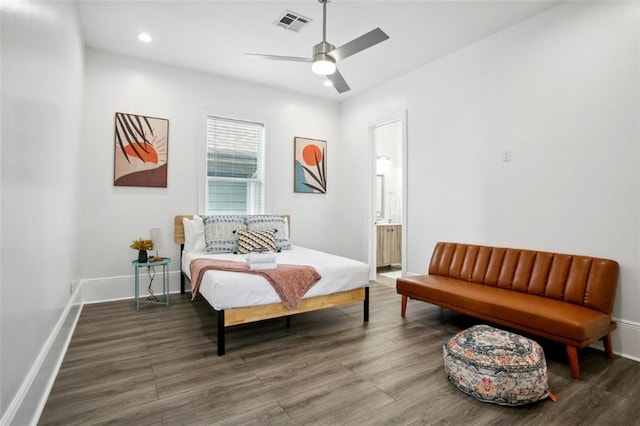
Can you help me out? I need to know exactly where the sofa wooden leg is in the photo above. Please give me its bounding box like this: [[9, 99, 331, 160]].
[[566, 345, 580, 379], [401, 295, 408, 317], [602, 333, 614, 358]]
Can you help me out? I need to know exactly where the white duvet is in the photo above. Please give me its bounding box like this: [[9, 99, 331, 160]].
[[182, 245, 370, 310]]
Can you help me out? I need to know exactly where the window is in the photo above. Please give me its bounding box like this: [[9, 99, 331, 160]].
[[205, 115, 265, 214]]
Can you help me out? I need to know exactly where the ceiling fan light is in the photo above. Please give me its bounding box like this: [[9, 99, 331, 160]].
[[312, 55, 336, 75]]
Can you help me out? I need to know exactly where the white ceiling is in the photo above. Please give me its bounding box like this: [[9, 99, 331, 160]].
[[76, 0, 560, 102]]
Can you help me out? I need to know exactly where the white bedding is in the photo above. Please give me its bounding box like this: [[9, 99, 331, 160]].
[[182, 245, 370, 310]]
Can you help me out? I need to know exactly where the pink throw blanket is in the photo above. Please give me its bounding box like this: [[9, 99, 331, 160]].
[[189, 259, 321, 310]]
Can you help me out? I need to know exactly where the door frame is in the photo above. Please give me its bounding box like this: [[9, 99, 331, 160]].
[[368, 110, 408, 281]]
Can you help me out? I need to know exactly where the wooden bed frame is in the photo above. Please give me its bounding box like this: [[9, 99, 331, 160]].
[[174, 215, 369, 355]]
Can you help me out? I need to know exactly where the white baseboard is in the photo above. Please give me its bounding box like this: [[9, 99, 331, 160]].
[[1, 283, 83, 426], [2, 270, 184, 425], [80, 270, 182, 304], [610, 318, 640, 362]]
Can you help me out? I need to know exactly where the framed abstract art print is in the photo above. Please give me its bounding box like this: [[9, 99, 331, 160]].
[[114, 112, 169, 187], [294, 136, 326, 194]]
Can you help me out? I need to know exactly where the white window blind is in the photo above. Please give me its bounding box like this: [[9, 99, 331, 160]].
[[206, 116, 265, 214]]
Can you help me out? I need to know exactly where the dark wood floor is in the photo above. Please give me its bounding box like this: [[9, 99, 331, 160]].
[[40, 279, 640, 425]]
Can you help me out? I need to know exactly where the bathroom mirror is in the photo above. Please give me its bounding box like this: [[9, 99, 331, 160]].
[[376, 174, 385, 221]]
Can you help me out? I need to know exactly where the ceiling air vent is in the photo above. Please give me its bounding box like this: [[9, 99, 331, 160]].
[[274, 10, 312, 32]]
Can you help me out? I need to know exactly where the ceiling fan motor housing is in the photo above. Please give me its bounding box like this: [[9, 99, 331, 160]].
[[313, 41, 336, 58], [311, 41, 337, 75]]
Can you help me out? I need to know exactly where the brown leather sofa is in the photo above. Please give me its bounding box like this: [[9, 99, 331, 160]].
[[396, 242, 619, 379]]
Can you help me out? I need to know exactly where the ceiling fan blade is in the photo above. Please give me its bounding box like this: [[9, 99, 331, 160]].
[[245, 53, 312, 63], [327, 68, 350, 94], [328, 28, 389, 62]]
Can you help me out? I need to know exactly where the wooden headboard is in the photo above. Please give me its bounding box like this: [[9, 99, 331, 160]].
[[174, 215, 192, 244], [174, 215, 291, 245]]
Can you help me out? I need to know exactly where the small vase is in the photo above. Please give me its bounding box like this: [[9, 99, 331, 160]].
[[138, 250, 148, 263]]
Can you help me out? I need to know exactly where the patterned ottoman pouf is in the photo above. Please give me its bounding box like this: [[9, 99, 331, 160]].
[[443, 324, 550, 406]]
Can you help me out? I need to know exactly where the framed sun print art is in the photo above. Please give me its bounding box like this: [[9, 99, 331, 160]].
[[294, 136, 327, 194], [113, 112, 169, 187]]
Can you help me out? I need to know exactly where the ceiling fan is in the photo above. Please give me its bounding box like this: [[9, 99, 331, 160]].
[[245, 0, 389, 94]]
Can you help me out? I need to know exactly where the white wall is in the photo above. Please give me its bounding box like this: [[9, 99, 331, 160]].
[[1, 0, 84, 419], [78, 50, 349, 296], [341, 2, 640, 354]]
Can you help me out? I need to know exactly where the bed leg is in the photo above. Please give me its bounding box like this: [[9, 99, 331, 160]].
[[364, 286, 369, 322], [217, 310, 225, 356], [180, 244, 186, 294], [286, 315, 291, 329]]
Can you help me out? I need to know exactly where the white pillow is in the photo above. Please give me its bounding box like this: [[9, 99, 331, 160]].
[[192, 215, 205, 252], [182, 215, 206, 252], [183, 217, 196, 251]]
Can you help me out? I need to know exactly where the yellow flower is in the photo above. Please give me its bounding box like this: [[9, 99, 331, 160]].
[[130, 238, 153, 250]]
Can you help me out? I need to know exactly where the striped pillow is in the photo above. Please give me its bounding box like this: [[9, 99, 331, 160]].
[[202, 215, 247, 253], [245, 215, 291, 251], [236, 229, 276, 254]]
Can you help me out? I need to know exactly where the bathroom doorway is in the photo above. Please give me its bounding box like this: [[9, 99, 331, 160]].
[[369, 111, 407, 284]]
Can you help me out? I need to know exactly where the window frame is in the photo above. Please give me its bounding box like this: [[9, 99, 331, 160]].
[[201, 112, 267, 215]]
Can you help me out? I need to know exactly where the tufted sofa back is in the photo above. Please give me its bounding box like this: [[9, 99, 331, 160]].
[[428, 242, 619, 314]]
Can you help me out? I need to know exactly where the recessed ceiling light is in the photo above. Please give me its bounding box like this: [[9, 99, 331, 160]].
[[137, 33, 152, 43], [323, 80, 333, 87]]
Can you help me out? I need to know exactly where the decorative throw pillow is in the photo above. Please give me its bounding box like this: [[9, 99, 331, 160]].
[[202, 215, 247, 253], [245, 215, 291, 251], [236, 229, 276, 254]]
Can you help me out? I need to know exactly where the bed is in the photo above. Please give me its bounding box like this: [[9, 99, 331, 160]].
[[174, 214, 370, 355]]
